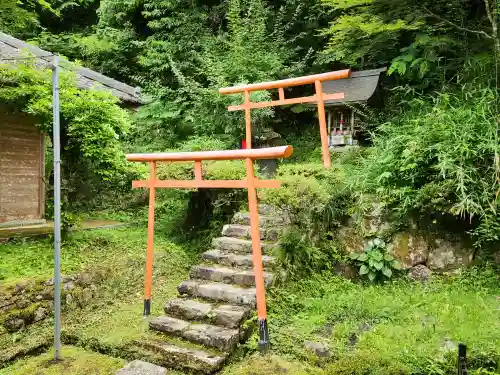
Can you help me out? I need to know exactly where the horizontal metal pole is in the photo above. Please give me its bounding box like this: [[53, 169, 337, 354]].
[[127, 146, 293, 162], [219, 70, 351, 94], [132, 179, 281, 189], [228, 92, 345, 111]]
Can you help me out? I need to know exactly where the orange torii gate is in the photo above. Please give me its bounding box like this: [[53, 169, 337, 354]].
[[219, 69, 351, 168], [126, 145, 293, 352]]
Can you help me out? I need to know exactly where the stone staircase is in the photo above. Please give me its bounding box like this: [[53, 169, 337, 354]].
[[136, 205, 284, 374]]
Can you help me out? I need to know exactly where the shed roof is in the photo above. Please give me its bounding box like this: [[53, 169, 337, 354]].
[[0, 32, 141, 104], [322, 67, 386, 106]]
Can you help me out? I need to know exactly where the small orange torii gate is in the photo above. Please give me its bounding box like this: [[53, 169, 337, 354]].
[[126, 145, 293, 352], [219, 69, 351, 168]]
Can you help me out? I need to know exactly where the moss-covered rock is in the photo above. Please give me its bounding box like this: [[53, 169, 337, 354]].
[[427, 237, 474, 272], [388, 231, 429, 269]]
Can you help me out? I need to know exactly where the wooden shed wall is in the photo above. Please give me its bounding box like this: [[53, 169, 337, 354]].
[[0, 114, 44, 224]]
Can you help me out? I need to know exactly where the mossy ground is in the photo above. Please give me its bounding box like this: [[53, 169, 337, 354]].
[[2, 215, 499, 375], [258, 268, 500, 375], [0, 346, 125, 375], [0, 224, 195, 371]]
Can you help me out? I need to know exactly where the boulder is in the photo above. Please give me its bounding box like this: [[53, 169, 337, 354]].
[[5, 318, 25, 332], [408, 265, 432, 283], [333, 262, 358, 280], [34, 307, 47, 322], [427, 238, 473, 272], [389, 231, 429, 269], [363, 200, 391, 236], [336, 226, 365, 254], [77, 272, 94, 286], [304, 340, 332, 358]]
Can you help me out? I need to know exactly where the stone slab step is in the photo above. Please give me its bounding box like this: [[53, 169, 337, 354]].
[[115, 360, 167, 375], [221, 224, 279, 242], [201, 249, 276, 270], [134, 340, 227, 374], [178, 280, 256, 306], [232, 212, 287, 227], [165, 298, 250, 329], [212, 237, 277, 255], [190, 265, 273, 287], [149, 316, 239, 352]]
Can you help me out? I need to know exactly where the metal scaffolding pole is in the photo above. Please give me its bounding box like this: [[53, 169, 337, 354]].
[[51, 55, 62, 361]]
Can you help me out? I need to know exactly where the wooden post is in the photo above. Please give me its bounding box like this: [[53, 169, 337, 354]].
[[327, 110, 332, 147], [243, 88, 268, 351], [314, 80, 331, 168], [144, 161, 156, 316], [244, 90, 252, 149], [245, 157, 269, 353], [194, 161, 203, 181], [351, 108, 355, 145]]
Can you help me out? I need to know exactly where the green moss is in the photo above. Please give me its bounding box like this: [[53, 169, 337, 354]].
[[0, 346, 125, 375], [0, 226, 194, 366], [2, 302, 43, 325], [222, 354, 324, 375]]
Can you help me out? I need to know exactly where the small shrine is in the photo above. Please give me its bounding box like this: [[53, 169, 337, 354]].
[[322, 68, 386, 150]]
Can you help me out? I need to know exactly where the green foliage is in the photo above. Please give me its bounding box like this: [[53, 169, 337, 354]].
[[0, 61, 135, 215], [320, 0, 498, 87], [277, 227, 341, 276], [0, 0, 97, 37], [349, 238, 401, 281], [350, 83, 500, 249]]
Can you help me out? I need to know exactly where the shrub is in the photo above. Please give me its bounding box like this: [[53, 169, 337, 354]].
[[351, 84, 500, 250]]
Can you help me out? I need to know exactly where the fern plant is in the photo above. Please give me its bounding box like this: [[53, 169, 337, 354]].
[[350, 238, 401, 281]]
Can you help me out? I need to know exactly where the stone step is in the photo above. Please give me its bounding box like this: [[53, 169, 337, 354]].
[[164, 298, 251, 329], [221, 224, 279, 242], [201, 249, 276, 270], [149, 316, 240, 352], [115, 360, 167, 375], [232, 212, 286, 227], [211, 237, 277, 255], [190, 265, 273, 287], [178, 280, 256, 306], [134, 340, 227, 374]]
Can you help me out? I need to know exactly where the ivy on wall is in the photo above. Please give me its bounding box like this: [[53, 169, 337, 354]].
[[0, 61, 136, 214]]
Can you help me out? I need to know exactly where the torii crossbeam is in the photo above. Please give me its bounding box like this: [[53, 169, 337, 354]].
[[126, 145, 293, 352]]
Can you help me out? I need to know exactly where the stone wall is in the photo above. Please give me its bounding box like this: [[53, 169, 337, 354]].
[[336, 202, 478, 282], [0, 268, 108, 333]]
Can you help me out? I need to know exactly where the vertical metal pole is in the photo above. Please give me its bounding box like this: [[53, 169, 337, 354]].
[[144, 161, 156, 316], [315, 80, 331, 168], [52, 55, 62, 361], [245, 159, 269, 353]]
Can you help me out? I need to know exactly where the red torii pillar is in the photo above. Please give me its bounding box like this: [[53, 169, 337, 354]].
[[126, 145, 293, 352]]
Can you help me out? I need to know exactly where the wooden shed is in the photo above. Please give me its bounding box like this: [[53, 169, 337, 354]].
[[0, 32, 141, 227]]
